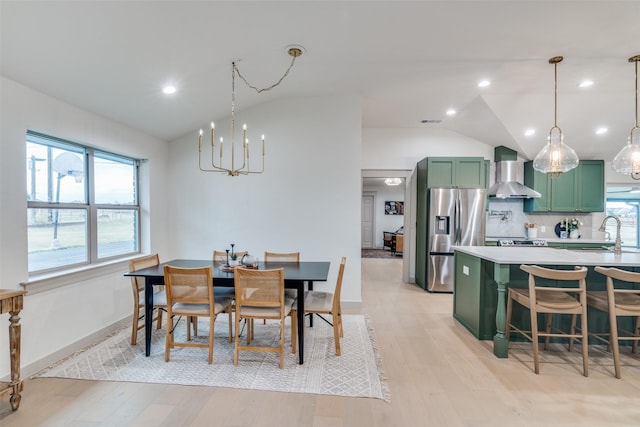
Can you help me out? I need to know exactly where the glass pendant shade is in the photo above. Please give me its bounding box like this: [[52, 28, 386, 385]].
[[532, 129, 579, 175], [612, 133, 640, 177], [532, 56, 579, 176], [612, 55, 640, 180]]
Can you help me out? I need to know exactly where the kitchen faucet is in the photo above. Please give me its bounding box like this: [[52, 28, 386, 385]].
[[599, 215, 622, 254]]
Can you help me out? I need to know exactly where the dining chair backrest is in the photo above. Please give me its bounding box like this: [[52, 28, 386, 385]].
[[129, 253, 160, 293], [213, 250, 247, 262], [332, 257, 346, 313], [264, 251, 300, 262], [234, 267, 285, 312], [163, 265, 213, 306]]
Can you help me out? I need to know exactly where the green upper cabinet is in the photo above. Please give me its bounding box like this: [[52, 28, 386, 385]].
[[524, 160, 604, 212], [576, 160, 605, 212], [426, 157, 486, 188]]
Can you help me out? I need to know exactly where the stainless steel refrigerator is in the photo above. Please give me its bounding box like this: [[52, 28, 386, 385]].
[[427, 188, 486, 292]]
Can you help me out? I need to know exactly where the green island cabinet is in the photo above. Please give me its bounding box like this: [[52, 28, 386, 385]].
[[415, 156, 486, 289], [523, 160, 604, 213]]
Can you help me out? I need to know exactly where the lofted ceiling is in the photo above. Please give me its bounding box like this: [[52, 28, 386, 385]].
[[2, 1, 639, 164]]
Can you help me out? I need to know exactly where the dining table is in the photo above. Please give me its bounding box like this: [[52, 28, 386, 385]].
[[124, 259, 331, 365]]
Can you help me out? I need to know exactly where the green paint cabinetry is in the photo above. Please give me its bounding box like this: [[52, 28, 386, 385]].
[[524, 160, 604, 213], [415, 156, 487, 289], [426, 157, 486, 189]]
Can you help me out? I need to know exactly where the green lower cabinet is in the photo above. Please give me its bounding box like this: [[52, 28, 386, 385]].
[[453, 255, 636, 345], [453, 252, 497, 340]]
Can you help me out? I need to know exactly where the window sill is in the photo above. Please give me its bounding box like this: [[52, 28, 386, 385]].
[[21, 256, 140, 295]]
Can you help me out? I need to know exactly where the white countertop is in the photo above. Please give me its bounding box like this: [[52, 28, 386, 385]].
[[454, 246, 640, 267], [485, 236, 612, 245]]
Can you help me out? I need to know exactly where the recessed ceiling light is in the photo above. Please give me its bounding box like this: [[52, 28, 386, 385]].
[[446, 109, 457, 116], [162, 85, 177, 95], [524, 129, 535, 136], [578, 80, 594, 88], [596, 127, 608, 135], [477, 80, 491, 88]]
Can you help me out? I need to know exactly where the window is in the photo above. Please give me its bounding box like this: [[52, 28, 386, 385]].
[[26, 131, 140, 273], [605, 186, 640, 248]]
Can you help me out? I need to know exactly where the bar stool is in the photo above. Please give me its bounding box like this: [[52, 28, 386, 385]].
[[588, 267, 640, 379], [506, 265, 589, 376]]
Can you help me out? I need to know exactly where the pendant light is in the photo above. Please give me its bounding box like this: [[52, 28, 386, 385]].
[[612, 55, 640, 180], [532, 56, 579, 177]]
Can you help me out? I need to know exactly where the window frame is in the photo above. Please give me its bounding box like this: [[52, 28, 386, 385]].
[[26, 131, 141, 275]]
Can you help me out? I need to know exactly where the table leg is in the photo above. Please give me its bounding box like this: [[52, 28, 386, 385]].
[[296, 281, 304, 364], [493, 263, 510, 358], [308, 281, 314, 327], [144, 277, 154, 357], [8, 308, 23, 411]]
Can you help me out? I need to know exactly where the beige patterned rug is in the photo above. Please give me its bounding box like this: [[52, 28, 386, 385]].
[[34, 314, 390, 402]]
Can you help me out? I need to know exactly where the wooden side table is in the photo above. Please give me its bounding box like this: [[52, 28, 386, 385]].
[[0, 289, 26, 411]]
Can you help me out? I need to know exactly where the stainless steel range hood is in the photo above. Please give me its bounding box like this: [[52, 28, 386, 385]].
[[488, 160, 541, 199]]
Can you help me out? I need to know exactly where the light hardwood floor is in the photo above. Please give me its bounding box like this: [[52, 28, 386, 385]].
[[2, 258, 640, 426]]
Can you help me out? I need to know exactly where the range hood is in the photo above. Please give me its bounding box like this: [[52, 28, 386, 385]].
[[488, 160, 541, 199]]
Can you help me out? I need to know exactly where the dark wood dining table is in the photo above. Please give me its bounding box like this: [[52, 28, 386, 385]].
[[124, 259, 331, 365]]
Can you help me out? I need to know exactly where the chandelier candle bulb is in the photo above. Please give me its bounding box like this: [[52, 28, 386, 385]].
[[198, 129, 203, 151], [210, 122, 215, 145]]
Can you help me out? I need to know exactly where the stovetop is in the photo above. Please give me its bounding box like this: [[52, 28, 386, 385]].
[[497, 239, 548, 247]]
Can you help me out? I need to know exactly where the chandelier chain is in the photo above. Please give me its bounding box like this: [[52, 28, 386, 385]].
[[233, 54, 299, 94]]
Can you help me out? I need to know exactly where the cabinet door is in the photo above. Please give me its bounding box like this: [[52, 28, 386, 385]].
[[577, 160, 604, 212], [426, 158, 455, 187], [523, 162, 550, 212], [550, 168, 577, 212], [456, 158, 485, 188]]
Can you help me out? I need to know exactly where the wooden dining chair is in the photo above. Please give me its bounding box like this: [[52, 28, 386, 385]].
[[296, 256, 346, 355], [264, 251, 300, 301], [129, 254, 166, 345], [163, 265, 233, 364], [213, 250, 247, 264], [233, 267, 296, 368], [506, 264, 589, 376], [588, 267, 640, 378]]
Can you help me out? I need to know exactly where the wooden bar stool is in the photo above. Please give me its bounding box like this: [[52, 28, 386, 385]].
[[506, 265, 589, 376], [588, 267, 640, 379]]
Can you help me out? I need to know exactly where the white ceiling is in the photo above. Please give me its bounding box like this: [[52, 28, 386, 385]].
[[2, 1, 639, 163]]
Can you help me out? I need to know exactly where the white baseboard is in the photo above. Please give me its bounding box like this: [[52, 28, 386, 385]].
[[7, 317, 131, 381]]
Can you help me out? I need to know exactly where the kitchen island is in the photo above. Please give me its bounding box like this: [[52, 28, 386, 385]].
[[453, 246, 640, 358]]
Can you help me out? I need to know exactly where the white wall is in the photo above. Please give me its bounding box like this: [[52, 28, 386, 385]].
[[0, 77, 169, 377], [362, 127, 495, 170], [166, 95, 362, 302]]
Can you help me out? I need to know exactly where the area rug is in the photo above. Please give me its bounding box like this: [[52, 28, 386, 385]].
[[34, 314, 390, 402], [361, 249, 398, 259]]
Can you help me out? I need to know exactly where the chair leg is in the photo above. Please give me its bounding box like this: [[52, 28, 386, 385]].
[[609, 305, 621, 379], [568, 314, 576, 352], [186, 317, 191, 341], [227, 307, 233, 343], [165, 315, 172, 362], [156, 308, 163, 329], [580, 309, 589, 377], [505, 291, 513, 341], [332, 312, 341, 356], [544, 313, 553, 351], [279, 317, 285, 369], [530, 303, 540, 374], [131, 307, 140, 345], [633, 316, 639, 354], [234, 313, 241, 366], [208, 315, 214, 365]]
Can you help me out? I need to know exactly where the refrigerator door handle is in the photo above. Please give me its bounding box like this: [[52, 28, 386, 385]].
[[455, 198, 461, 244]]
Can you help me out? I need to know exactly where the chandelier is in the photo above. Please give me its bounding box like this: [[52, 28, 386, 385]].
[[198, 46, 303, 176], [612, 55, 640, 180], [532, 56, 579, 177]]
